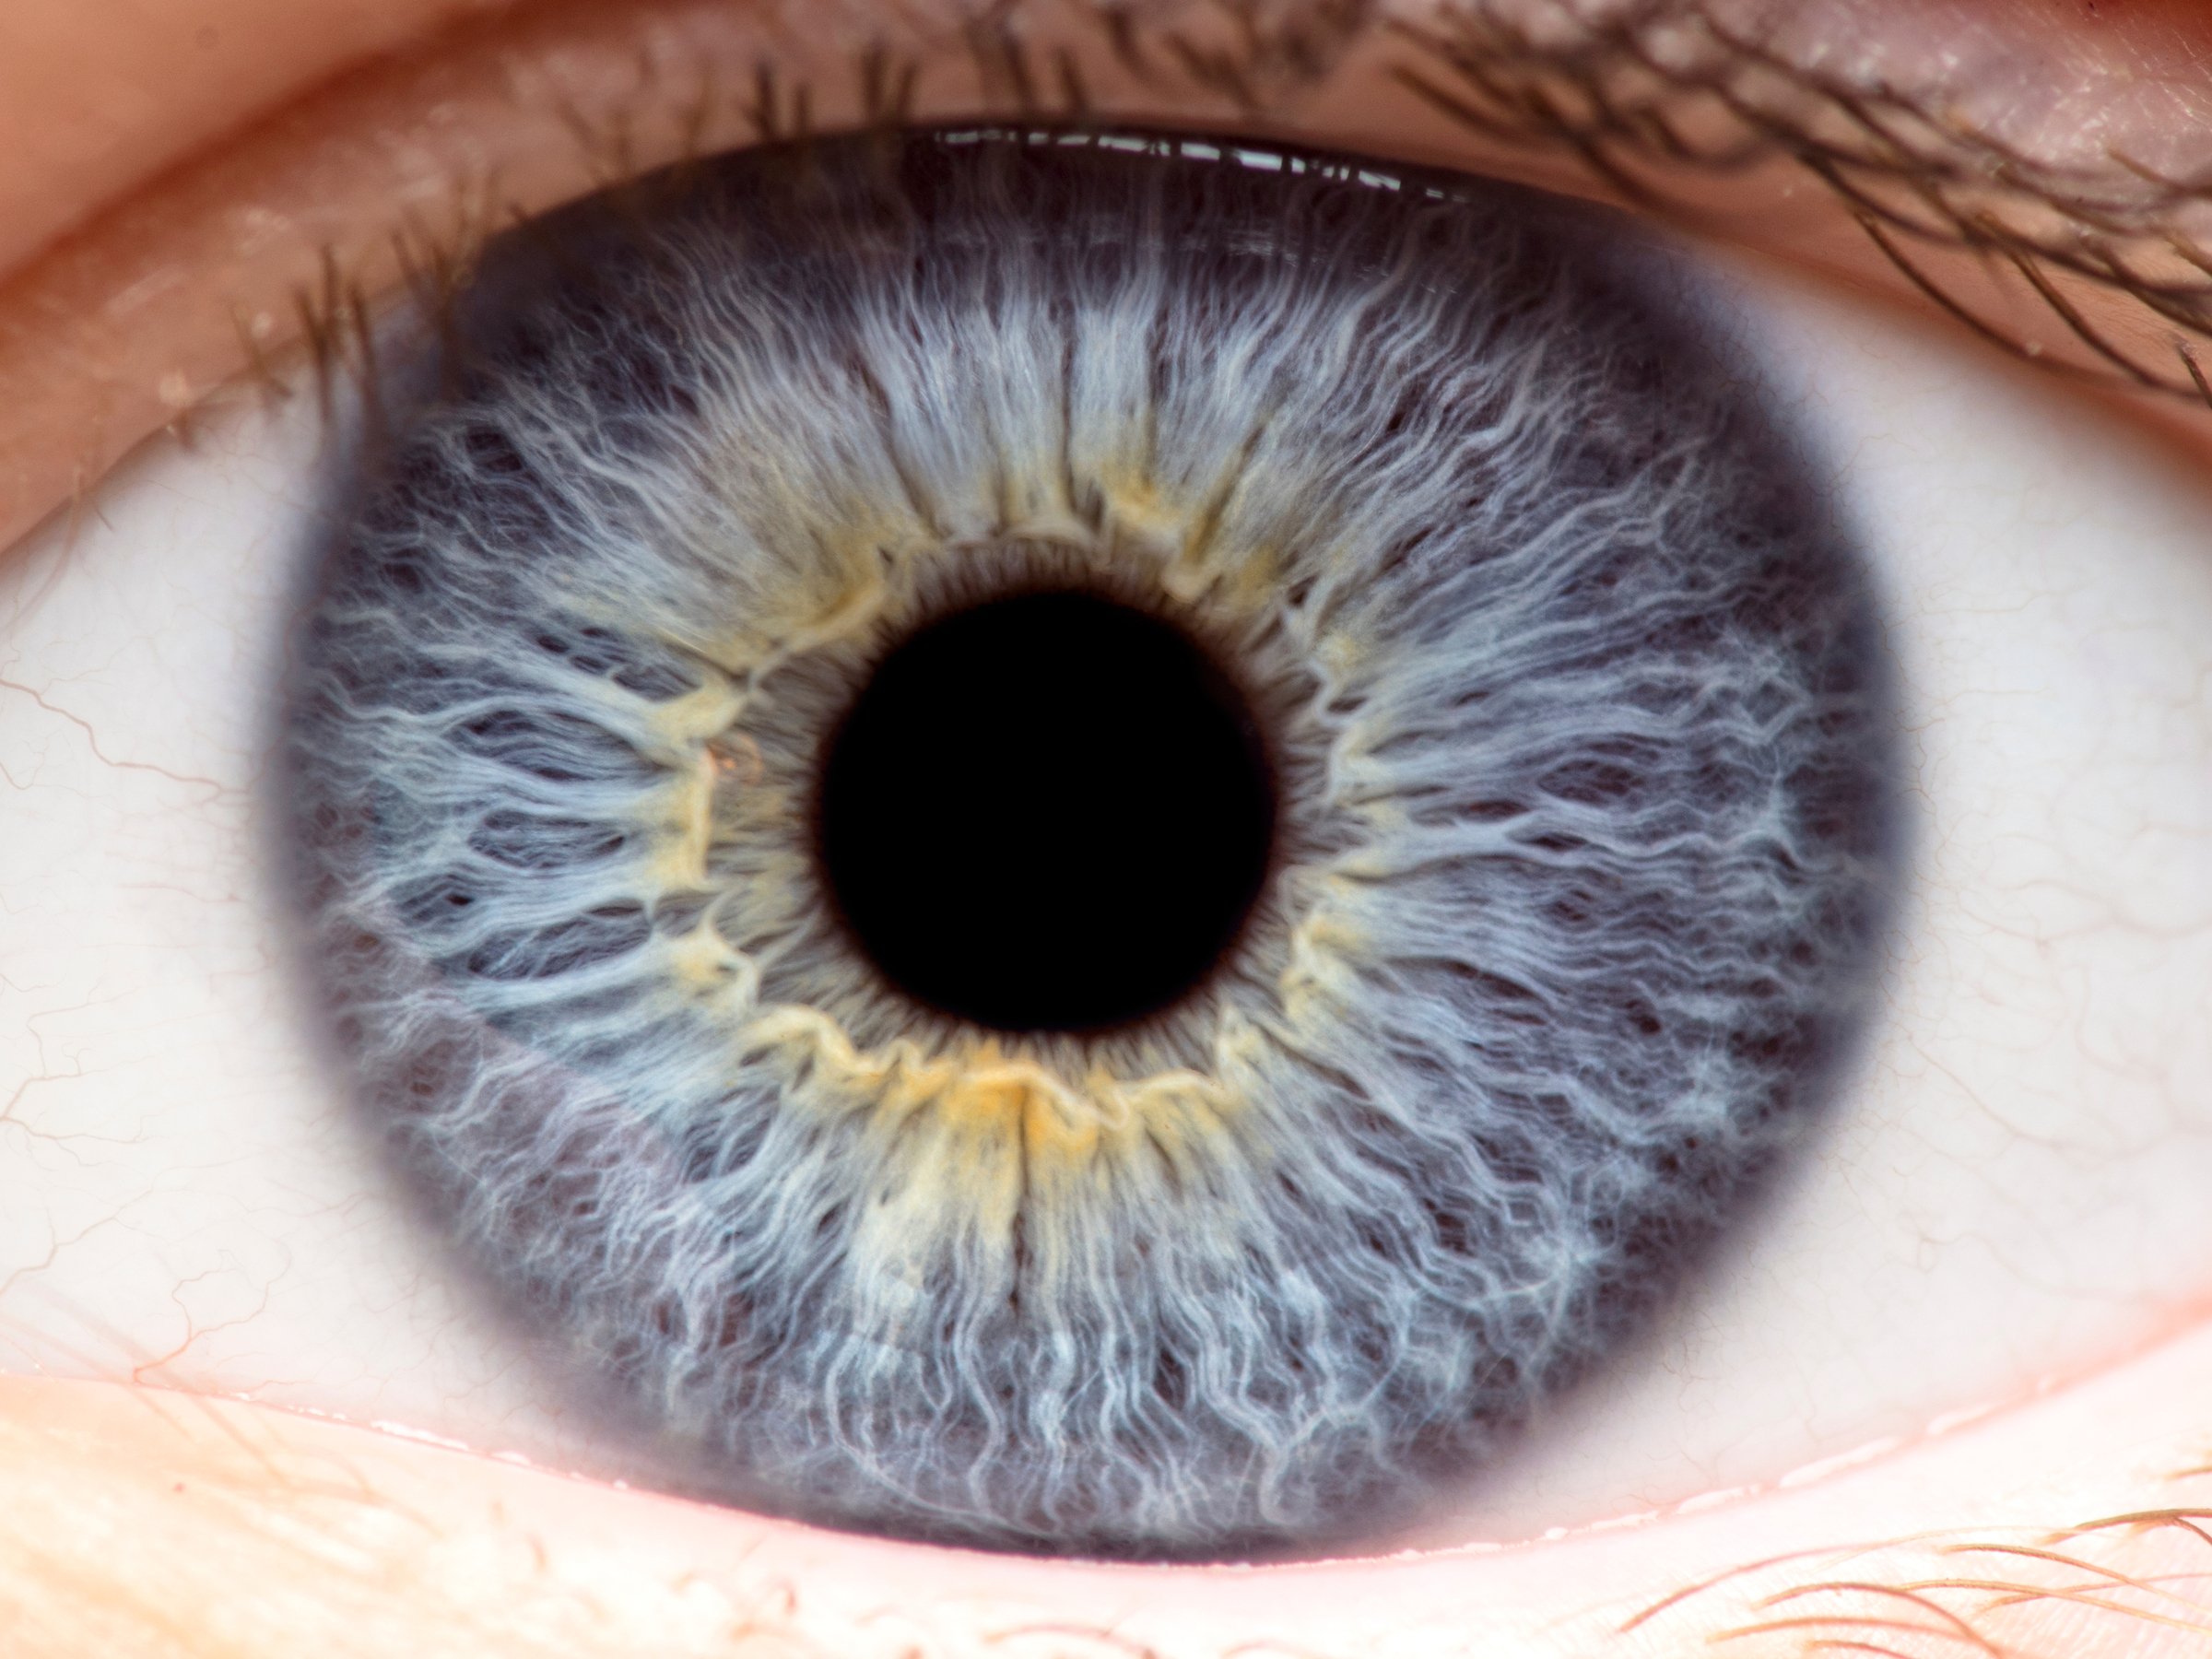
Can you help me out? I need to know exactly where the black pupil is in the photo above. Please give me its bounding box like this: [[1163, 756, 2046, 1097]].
[[818, 589, 1277, 1033]]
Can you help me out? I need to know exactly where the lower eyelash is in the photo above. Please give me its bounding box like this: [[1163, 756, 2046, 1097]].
[[283, 127, 1898, 1560]]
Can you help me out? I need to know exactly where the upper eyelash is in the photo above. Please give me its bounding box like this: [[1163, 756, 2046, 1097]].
[[930, 0, 2212, 415], [1385, 0, 2212, 411], [250, 0, 2212, 438]]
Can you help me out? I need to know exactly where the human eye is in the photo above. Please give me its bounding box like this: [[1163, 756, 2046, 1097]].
[[8, 2, 2212, 1655]]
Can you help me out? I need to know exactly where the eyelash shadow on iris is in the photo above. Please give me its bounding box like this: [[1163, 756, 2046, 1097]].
[[280, 124, 1900, 1561]]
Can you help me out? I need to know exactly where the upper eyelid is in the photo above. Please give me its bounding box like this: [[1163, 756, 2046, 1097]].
[[1394, 5, 2212, 409], [5, 0, 2211, 557]]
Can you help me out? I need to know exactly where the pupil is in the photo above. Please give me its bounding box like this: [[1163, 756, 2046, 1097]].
[[818, 588, 1277, 1033]]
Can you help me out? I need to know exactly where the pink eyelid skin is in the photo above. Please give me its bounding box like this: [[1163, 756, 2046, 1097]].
[[7, 1, 2212, 1654]]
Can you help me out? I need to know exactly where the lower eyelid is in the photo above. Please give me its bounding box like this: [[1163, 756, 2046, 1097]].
[[10, 1306, 2212, 1659]]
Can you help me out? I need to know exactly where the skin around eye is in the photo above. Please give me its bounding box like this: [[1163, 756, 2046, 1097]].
[[6, 0, 2212, 1655], [0, 0, 508, 276]]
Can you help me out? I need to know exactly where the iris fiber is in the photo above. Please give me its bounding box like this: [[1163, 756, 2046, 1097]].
[[288, 131, 1897, 1558]]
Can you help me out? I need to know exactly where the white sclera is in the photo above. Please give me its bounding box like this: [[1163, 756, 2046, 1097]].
[[3, 252, 2210, 1541], [0, 406, 594, 1462]]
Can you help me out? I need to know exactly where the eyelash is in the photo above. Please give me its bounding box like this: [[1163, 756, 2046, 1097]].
[[193, 0, 2212, 462], [1387, 5, 2212, 411]]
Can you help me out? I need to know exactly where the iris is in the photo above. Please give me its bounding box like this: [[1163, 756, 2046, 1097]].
[[287, 129, 1897, 1558]]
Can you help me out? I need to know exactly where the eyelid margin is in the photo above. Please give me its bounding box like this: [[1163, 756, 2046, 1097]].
[[0, 0, 1278, 559], [14, 0, 2212, 566]]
